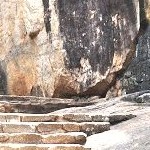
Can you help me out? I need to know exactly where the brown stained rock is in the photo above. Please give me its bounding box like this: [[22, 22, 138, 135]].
[[43, 134, 75, 144], [0, 96, 97, 113], [62, 123, 80, 132], [0, 124, 3, 133], [75, 134, 87, 145], [63, 114, 92, 122], [37, 123, 64, 134], [42, 132, 86, 145], [8, 133, 42, 144], [21, 115, 57, 122], [50, 146, 90, 150], [29, 29, 40, 39], [0, 144, 90, 150], [2, 123, 36, 133], [4, 103, 14, 113], [0, 134, 9, 142], [0, 104, 5, 113], [0, 132, 87, 145]]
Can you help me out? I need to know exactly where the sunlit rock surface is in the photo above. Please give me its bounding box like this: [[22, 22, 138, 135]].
[[0, 0, 139, 97]]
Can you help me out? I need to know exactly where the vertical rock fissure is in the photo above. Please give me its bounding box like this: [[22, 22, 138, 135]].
[[42, 0, 51, 37]]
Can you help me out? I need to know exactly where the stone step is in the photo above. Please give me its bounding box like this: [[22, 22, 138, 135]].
[[0, 132, 86, 144], [0, 122, 110, 136], [0, 95, 98, 113], [0, 113, 135, 124], [0, 144, 90, 150], [0, 113, 109, 122]]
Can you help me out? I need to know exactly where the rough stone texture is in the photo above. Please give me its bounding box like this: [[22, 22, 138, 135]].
[[0, 134, 9, 142], [0, 112, 135, 125], [21, 114, 57, 122], [62, 123, 80, 132], [0, 91, 149, 149], [37, 123, 64, 134], [0, 132, 87, 145], [0, 0, 139, 97], [80, 122, 110, 136], [42, 132, 87, 144], [52, 91, 150, 117], [63, 114, 92, 122], [2, 123, 36, 133], [0, 122, 110, 135], [8, 133, 42, 144], [106, 0, 150, 97], [0, 95, 97, 113], [108, 25, 150, 97], [86, 112, 150, 150], [37, 122, 110, 135], [0, 144, 90, 150]]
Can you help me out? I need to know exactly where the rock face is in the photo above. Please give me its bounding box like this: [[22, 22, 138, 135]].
[[120, 26, 150, 95], [119, 19, 150, 95], [0, 0, 139, 97], [107, 0, 150, 97]]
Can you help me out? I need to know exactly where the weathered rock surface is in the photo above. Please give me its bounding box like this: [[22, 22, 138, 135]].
[[0, 0, 139, 97], [0, 95, 97, 113], [0, 144, 90, 150], [48, 91, 150, 150], [0, 132, 87, 144], [0, 122, 110, 136], [0, 91, 149, 149], [86, 112, 150, 150], [107, 0, 150, 97], [52, 91, 150, 115]]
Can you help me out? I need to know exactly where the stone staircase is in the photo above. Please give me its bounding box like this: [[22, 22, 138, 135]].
[[0, 112, 113, 150], [0, 95, 136, 150]]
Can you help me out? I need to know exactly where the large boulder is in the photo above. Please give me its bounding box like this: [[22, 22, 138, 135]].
[[0, 0, 139, 97]]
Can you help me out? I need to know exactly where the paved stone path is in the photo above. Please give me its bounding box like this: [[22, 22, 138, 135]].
[[0, 112, 112, 150], [0, 92, 146, 149]]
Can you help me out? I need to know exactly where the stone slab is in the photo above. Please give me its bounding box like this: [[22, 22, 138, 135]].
[[0, 132, 87, 144], [0, 122, 110, 135], [0, 113, 133, 124], [0, 144, 90, 150], [1, 123, 36, 133], [0, 95, 97, 113]]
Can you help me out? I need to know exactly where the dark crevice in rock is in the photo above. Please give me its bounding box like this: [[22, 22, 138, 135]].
[[42, 0, 51, 36], [80, 74, 117, 98], [0, 63, 7, 95]]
